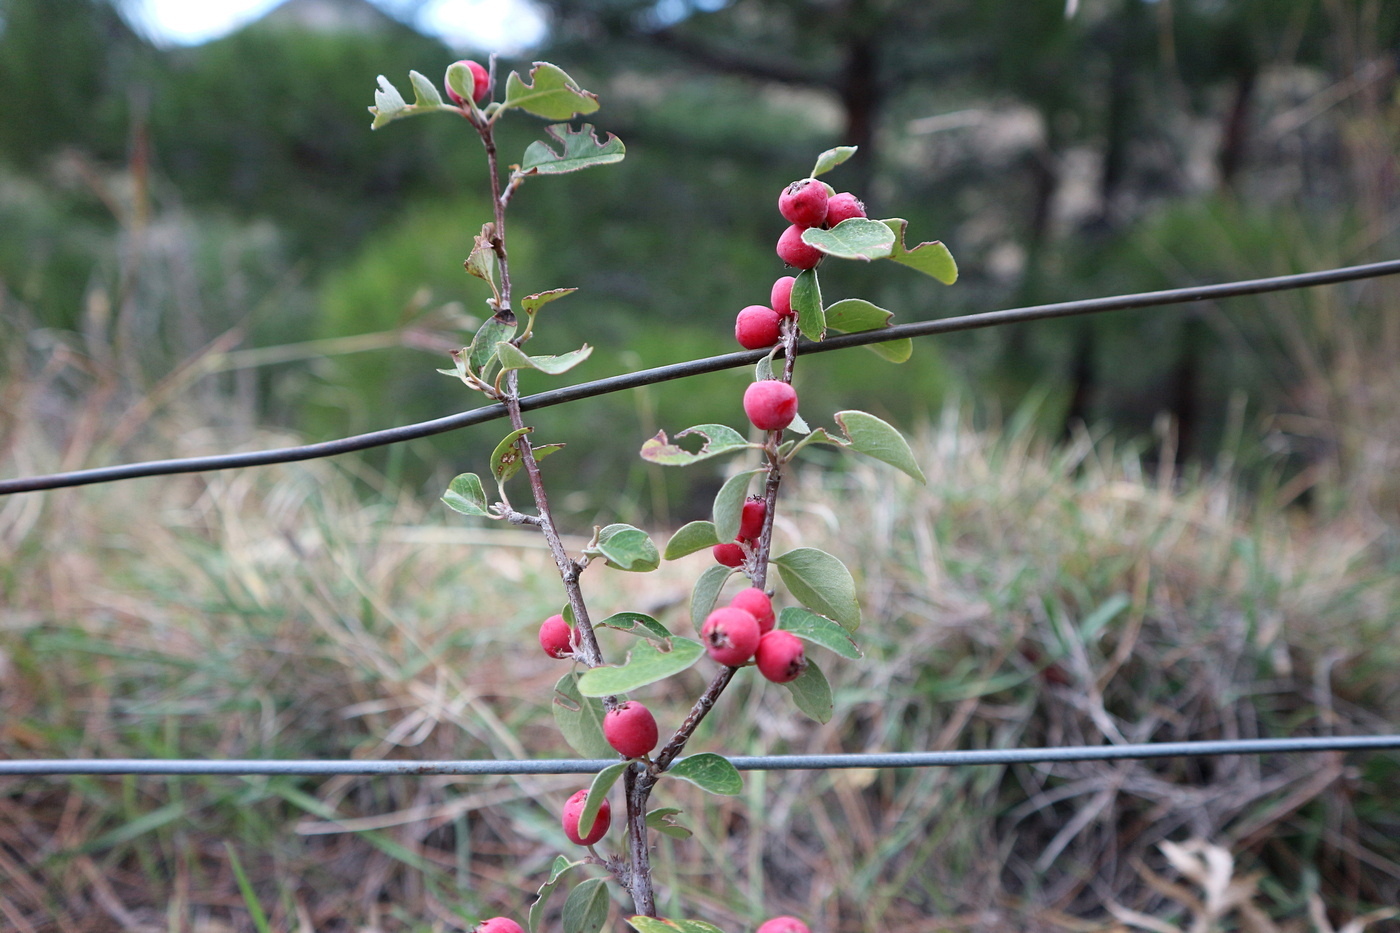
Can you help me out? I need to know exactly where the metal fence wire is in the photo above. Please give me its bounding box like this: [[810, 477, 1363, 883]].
[[2, 259, 1398, 780]]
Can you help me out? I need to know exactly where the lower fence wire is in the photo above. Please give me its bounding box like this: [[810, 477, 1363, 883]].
[[1, 735, 1395, 777]]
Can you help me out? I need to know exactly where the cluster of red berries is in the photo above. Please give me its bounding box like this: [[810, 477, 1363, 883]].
[[712, 496, 767, 568], [701, 587, 806, 683], [775, 179, 867, 270]]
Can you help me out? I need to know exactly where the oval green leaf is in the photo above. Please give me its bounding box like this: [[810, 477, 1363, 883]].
[[580, 761, 628, 834], [442, 473, 490, 517], [561, 878, 610, 933], [712, 470, 761, 544], [408, 69, 443, 107], [812, 145, 858, 177], [781, 658, 833, 723], [576, 638, 704, 697], [664, 521, 722, 560], [522, 124, 626, 175], [772, 547, 861, 631], [668, 753, 742, 796], [690, 563, 736, 629], [834, 410, 927, 484], [791, 268, 824, 342], [776, 607, 863, 659], [492, 427, 533, 483], [520, 287, 578, 320], [552, 673, 613, 759], [801, 218, 895, 261], [587, 523, 660, 572], [641, 424, 754, 466]]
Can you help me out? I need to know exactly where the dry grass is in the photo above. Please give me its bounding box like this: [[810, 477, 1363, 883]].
[[2, 310, 1398, 933]]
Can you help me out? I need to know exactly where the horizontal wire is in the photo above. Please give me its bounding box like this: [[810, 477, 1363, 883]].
[[4, 258, 1399, 496], [1, 735, 1395, 777]]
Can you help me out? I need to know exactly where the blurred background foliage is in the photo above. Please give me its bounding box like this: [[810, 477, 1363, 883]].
[[1, 0, 1397, 521]]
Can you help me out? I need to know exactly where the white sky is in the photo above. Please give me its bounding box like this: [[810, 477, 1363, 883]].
[[127, 0, 548, 53]]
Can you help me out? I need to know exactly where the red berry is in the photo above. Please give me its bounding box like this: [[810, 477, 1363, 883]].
[[738, 498, 767, 543], [604, 701, 659, 759], [771, 276, 797, 317], [743, 380, 799, 432], [824, 192, 867, 226], [477, 920, 525, 933], [755, 630, 806, 683], [446, 60, 491, 105], [778, 178, 829, 228], [776, 224, 823, 270], [538, 613, 573, 658], [701, 607, 761, 666], [756, 918, 811, 933], [729, 587, 775, 634], [712, 542, 746, 567], [735, 305, 782, 350], [561, 789, 610, 846]]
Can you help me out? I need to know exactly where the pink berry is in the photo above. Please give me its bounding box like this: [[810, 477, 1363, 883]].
[[477, 920, 525, 933], [824, 192, 867, 226], [743, 380, 799, 432], [778, 179, 829, 228], [446, 60, 492, 105], [604, 701, 659, 759], [735, 305, 782, 350], [729, 587, 775, 634], [701, 607, 761, 666], [756, 918, 811, 933], [561, 789, 610, 846], [538, 614, 573, 658], [738, 498, 767, 543], [776, 224, 823, 270], [713, 542, 746, 567], [770, 276, 797, 317], [755, 630, 806, 683]]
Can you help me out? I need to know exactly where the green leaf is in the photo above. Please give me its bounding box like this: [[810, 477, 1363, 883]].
[[442, 473, 490, 517], [880, 218, 958, 284], [781, 658, 833, 723], [811, 145, 858, 177], [491, 427, 533, 483], [497, 340, 594, 376], [777, 607, 863, 659], [801, 218, 895, 261], [445, 61, 476, 107], [576, 638, 704, 697], [552, 673, 613, 759], [712, 470, 761, 543], [561, 878, 610, 933], [791, 268, 824, 341], [640, 424, 754, 466], [467, 314, 515, 375], [522, 124, 626, 175], [663, 521, 722, 560], [773, 547, 861, 631], [586, 523, 660, 572], [824, 299, 911, 362], [370, 75, 406, 128], [690, 564, 736, 629], [530, 857, 582, 933], [754, 351, 777, 383], [408, 69, 443, 107], [596, 612, 672, 640], [645, 808, 692, 840], [503, 62, 600, 120], [520, 287, 577, 320], [465, 224, 500, 291], [668, 753, 742, 796], [627, 919, 727, 933], [581, 762, 628, 834], [834, 410, 927, 484]]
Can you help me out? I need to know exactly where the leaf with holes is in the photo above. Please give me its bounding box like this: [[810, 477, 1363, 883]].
[[585, 523, 659, 572], [552, 673, 612, 759], [641, 424, 754, 466], [834, 410, 926, 484], [561, 878, 610, 933], [497, 340, 593, 376], [772, 547, 861, 630], [503, 62, 600, 120], [664, 521, 722, 560], [442, 473, 489, 517], [777, 607, 863, 659], [668, 753, 742, 796], [781, 658, 833, 723], [522, 124, 625, 175], [801, 218, 895, 261], [576, 638, 704, 697], [881, 218, 958, 284]]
